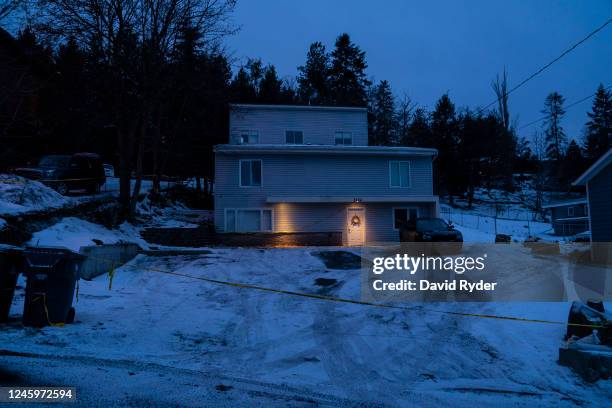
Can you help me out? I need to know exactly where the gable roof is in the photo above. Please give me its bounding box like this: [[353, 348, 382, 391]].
[[573, 148, 612, 186]]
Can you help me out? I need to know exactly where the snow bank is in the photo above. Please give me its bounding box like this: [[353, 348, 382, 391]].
[[27, 217, 148, 251], [0, 174, 69, 216]]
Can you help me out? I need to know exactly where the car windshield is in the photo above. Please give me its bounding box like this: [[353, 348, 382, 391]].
[[39, 156, 70, 168], [417, 219, 449, 231]]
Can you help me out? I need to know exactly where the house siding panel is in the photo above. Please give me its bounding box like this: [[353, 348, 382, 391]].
[[588, 163, 612, 242], [214, 152, 436, 242], [229, 106, 368, 146]]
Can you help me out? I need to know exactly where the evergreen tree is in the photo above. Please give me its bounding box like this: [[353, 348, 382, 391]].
[[230, 66, 257, 103], [431, 94, 459, 199], [560, 139, 585, 187], [297, 42, 330, 105], [329, 33, 370, 106], [368, 80, 395, 145], [541, 91, 566, 160], [258, 65, 282, 103], [584, 84, 612, 162], [405, 108, 431, 147]]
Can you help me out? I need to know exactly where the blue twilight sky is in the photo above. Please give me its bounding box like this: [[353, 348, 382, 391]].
[[225, 0, 612, 144]]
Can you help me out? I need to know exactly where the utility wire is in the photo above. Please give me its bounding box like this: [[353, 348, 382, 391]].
[[518, 84, 612, 130], [480, 18, 612, 114]]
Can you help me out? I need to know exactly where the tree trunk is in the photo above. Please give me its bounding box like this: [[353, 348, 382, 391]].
[[130, 121, 146, 217]]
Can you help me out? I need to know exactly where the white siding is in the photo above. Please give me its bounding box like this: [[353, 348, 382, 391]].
[[214, 152, 437, 242], [229, 105, 368, 146]]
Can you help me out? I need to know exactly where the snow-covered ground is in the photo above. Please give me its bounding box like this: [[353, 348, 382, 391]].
[[0, 174, 69, 216], [3, 244, 610, 406], [0, 174, 155, 216], [442, 206, 552, 241], [26, 217, 150, 251]]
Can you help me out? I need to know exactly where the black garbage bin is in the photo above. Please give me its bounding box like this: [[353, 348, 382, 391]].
[[22, 246, 85, 327], [0, 244, 24, 322]]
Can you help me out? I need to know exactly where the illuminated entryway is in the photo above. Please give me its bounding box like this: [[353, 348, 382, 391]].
[[347, 207, 365, 246]]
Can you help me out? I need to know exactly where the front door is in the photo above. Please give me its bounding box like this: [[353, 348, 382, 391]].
[[347, 207, 365, 246]]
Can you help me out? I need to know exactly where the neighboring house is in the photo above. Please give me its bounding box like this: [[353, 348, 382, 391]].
[[214, 104, 439, 245], [542, 198, 589, 236], [573, 148, 612, 244]]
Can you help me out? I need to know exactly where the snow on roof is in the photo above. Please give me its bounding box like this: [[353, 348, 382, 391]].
[[229, 103, 367, 112], [572, 148, 612, 186], [542, 198, 587, 208], [214, 144, 438, 156]]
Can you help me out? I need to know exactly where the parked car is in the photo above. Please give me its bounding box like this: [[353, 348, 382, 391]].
[[414, 218, 463, 243], [103, 164, 115, 177], [14, 153, 106, 195]]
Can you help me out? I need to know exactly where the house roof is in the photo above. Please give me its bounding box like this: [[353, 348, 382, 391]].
[[572, 148, 612, 186], [542, 198, 587, 209], [229, 103, 368, 113], [214, 144, 438, 157]]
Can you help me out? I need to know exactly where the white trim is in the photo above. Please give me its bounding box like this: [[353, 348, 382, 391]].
[[554, 216, 589, 222], [391, 206, 420, 231], [266, 195, 439, 203], [542, 198, 587, 209], [346, 207, 366, 246], [224, 208, 274, 232], [238, 159, 263, 188], [230, 103, 368, 113], [215, 144, 438, 157], [389, 160, 411, 188]]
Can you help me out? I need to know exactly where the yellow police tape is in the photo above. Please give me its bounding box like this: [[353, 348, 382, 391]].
[[83, 253, 606, 330]]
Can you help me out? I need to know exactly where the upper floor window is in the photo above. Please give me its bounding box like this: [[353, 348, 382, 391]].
[[568, 206, 575, 217], [240, 160, 262, 187], [236, 130, 259, 144], [335, 131, 353, 145], [285, 130, 303, 144], [389, 161, 411, 188]]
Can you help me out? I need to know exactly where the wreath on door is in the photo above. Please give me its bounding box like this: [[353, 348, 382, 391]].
[[350, 215, 361, 227]]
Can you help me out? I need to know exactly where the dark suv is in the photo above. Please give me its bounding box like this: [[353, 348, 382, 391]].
[[15, 153, 106, 195]]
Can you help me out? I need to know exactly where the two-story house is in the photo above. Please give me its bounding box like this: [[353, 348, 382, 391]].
[[214, 104, 439, 245]]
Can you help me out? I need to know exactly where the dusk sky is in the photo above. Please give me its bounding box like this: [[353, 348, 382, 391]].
[[226, 0, 612, 143]]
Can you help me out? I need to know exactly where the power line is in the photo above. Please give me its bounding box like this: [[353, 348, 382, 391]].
[[518, 84, 612, 130], [481, 18, 612, 114]]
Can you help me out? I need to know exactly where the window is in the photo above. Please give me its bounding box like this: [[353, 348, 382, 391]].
[[335, 131, 353, 145], [584, 205, 588, 216], [568, 206, 575, 217], [239, 160, 262, 187], [236, 130, 259, 144], [389, 161, 411, 188], [225, 209, 273, 232], [393, 208, 418, 230], [285, 130, 303, 144]]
